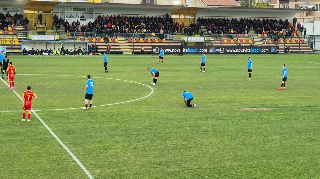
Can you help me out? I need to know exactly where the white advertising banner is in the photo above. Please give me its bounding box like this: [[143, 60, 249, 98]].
[[0, 46, 6, 54], [185, 37, 205, 42], [32, 35, 55, 41]]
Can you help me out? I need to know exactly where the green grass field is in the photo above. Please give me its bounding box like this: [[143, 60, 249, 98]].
[[1, 54, 320, 179]]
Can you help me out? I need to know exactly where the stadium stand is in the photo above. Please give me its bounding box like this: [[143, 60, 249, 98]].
[[0, 9, 313, 54]]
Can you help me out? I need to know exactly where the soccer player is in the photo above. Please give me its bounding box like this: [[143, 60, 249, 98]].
[[158, 48, 164, 64], [0, 51, 5, 79], [22, 86, 37, 122], [148, 68, 159, 85], [182, 91, 196, 108], [2, 55, 9, 79], [103, 53, 108, 73], [84, 75, 95, 109], [247, 57, 253, 80], [279, 64, 288, 90], [200, 54, 206, 72], [7, 62, 16, 90]]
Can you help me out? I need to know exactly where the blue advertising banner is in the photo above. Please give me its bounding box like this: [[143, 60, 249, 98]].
[[152, 46, 279, 54]]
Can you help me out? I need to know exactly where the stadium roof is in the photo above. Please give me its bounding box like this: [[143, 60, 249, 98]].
[[200, 0, 240, 6]]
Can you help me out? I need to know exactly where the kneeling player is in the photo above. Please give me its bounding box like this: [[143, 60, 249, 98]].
[[22, 86, 37, 122], [148, 68, 159, 85], [182, 91, 196, 107]]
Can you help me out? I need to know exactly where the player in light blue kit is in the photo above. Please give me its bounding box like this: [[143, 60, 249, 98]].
[[103, 53, 108, 73], [158, 48, 164, 64], [247, 57, 253, 80], [278, 64, 288, 90], [182, 91, 196, 107], [0, 51, 5, 79], [84, 75, 95, 109], [200, 54, 206, 72]]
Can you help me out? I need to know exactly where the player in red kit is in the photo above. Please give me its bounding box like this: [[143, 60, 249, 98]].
[[22, 86, 37, 122], [6, 62, 16, 90]]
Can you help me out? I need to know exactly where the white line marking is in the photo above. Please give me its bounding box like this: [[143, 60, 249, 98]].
[[56, 75, 70, 77], [0, 78, 94, 179], [308, 62, 313, 63], [16, 74, 42, 76], [95, 77, 102, 78]]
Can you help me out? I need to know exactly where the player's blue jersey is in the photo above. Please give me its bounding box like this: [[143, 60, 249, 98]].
[[282, 67, 287, 78], [159, 50, 164, 57], [201, 56, 206, 64], [247, 59, 252, 69], [182, 92, 193, 100], [0, 54, 4, 63], [150, 69, 158, 74], [86, 79, 95, 94], [103, 55, 108, 62]]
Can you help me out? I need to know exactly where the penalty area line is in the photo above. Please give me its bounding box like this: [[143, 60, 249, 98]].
[[0, 78, 94, 179]]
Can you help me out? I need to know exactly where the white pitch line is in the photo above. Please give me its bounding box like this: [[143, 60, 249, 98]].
[[0, 78, 94, 179], [16, 74, 42, 76], [68, 108, 79, 110], [56, 74, 68, 76]]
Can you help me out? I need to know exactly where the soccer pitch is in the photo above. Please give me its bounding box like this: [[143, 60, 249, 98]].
[[1, 54, 320, 178]]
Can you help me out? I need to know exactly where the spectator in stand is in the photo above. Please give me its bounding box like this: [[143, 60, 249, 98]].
[[53, 14, 58, 25], [304, 28, 307, 39], [64, 20, 69, 32], [106, 43, 111, 54], [38, 13, 43, 25], [23, 17, 29, 29]]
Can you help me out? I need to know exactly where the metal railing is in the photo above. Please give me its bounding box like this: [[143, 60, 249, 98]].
[[1, 30, 316, 54]]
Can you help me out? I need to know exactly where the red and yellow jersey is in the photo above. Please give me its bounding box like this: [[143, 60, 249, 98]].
[[22, 90, 37, 105], [7, 66, 16, 77]]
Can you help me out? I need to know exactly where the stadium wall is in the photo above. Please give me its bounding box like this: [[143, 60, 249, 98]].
[[53, 6, 173, 18], [93, 7, 172, 16], [195, 9, 297, 19]]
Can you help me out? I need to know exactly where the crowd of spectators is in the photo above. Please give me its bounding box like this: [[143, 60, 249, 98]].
[[22, 44, 98, 56], [52, 14, 308, 42], [0, 12, 29, 30], [198, 17, 306, 40], [53, 14, 201, 37]]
